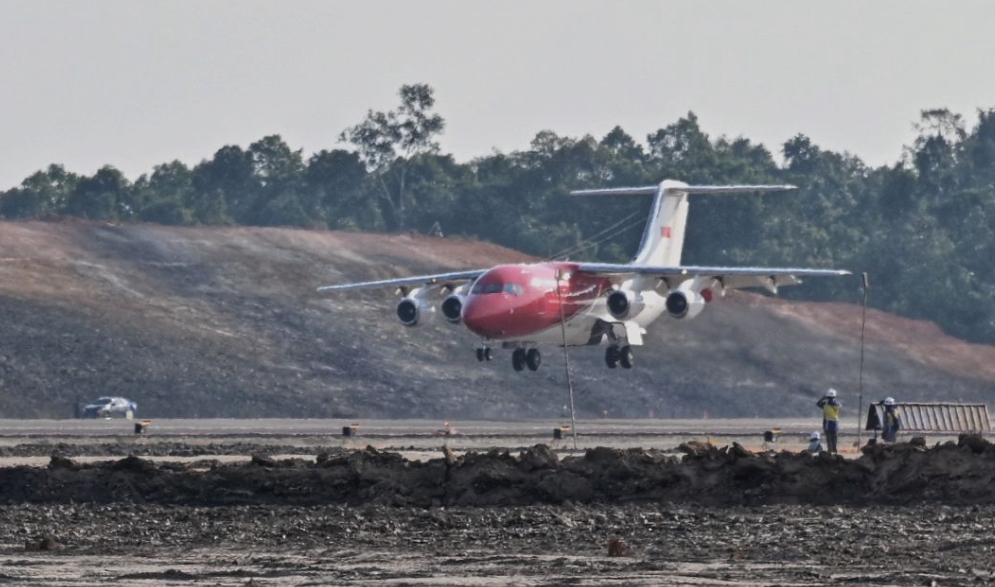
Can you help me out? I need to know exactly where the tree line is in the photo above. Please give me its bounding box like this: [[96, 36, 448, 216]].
[[3, 85, 994, 344]]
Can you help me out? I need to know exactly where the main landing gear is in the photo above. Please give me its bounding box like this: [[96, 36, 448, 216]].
[[475, 346, 541, 372], [605, 345, 634, 369], [511, 348, 541, 372]]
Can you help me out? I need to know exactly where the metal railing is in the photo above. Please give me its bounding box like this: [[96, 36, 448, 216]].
[[866, 402, 991, 433]]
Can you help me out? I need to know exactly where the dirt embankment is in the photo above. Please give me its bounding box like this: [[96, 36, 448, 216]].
[[2, 219, 995, 419], [2, 436, 994, 507]]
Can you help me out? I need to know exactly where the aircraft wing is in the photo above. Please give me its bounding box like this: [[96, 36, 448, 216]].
[[317, 269, 487, 293], [576, 263, 850, 290]]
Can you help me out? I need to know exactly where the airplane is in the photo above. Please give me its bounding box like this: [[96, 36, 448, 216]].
[[317, 179, 851, 372]]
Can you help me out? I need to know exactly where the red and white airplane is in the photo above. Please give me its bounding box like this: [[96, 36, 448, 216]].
[[318, 180, 850, 371]]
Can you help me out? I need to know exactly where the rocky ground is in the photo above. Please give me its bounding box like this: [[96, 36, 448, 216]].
[[2, 503, 994, 585], [2, 437, 995, 584]]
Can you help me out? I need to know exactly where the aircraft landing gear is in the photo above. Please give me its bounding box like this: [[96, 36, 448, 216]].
[[525, 348, 541, 371], [619, 345, 634, 369], [605, 345, 634, 369], [476, 347, 493, 362], [512, 348, 526, 371], [511, 348, 540, 371], [605, 345, 619, 368]]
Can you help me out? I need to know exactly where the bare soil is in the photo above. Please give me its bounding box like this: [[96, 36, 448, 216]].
[[2, 503, 994, 586], [2, 219, 995, 420], [2, 437, 995, 585], [2, 436, 994, 508]]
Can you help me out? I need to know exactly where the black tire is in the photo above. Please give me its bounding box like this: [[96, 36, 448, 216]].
[[476, 348, 485, 362], [512, 348, 526, 372], [605, 346, 619, 368], [526, 348, 541, 371], [619, 345, 634, 369], [484, 347, 493, 361]]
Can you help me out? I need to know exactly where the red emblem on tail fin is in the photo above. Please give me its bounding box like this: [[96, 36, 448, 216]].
[[661, 226, 672, 238]]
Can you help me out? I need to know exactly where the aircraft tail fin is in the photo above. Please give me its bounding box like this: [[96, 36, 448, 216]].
[[570, 181, 796, 266]]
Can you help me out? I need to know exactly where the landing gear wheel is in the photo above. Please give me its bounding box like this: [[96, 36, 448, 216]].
[[476, 348, 485, 362], [605, 346, 620, 368], [484, 347, 493, 361], [525, 348, 541, 371], [512, 348, 526, 372], [619, 345, 634, 369]]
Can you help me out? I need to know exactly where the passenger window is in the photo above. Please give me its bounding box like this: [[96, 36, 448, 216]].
[[504, 283, 523, 295], [484, 283, 503, 294]]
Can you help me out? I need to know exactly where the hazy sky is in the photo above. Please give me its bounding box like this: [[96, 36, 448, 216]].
[[3, 1, 995, 190]]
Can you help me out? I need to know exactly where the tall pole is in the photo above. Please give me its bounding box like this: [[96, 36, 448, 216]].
[[555, 269, 579, 450], [857, 272, 870, 449]]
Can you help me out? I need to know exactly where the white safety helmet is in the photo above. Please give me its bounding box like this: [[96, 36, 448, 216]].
[[810, 431, 821, 441], [884, 397, 896, 406], [826, 389, 837, 398]]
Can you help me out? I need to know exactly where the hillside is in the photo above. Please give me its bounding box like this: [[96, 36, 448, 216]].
[[1, 220, 993, 419]]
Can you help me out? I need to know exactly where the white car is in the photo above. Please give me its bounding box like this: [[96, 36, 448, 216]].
[[81, 397, 137, 419]]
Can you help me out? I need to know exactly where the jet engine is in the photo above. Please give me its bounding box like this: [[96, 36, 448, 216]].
[[441, 294, 464, 324], [665, 282, 707, 320], [606, 290, 645, 320], [396, 295, 436, 327]]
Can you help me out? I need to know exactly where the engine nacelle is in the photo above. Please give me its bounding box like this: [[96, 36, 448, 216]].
[[606, 290, 645, 320], [441, 294, 464, 324], [665, 283, 707, 320], [396, 296, 436, 327]]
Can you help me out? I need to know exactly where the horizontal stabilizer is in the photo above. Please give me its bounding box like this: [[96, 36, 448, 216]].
[[676, 184, 796, 195], [570, 186, 659, 197], [570, 184, 796, 197]]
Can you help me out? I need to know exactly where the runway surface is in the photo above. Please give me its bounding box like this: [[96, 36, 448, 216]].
[[0, 417, 858, 456], [0, 416, 820, 437]]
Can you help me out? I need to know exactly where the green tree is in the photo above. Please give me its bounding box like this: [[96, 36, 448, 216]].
[[0, 164, 77, 219], [305, 149, 375, 229], [192, 145, 256, 224], [135, 161, 195, 225], [64, 166, 132, 221], [245, 135, 307, 226], [340, 83, 445, 230]]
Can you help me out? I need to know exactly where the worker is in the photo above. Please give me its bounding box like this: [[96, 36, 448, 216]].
[[816, 388, 841, 454], [807, 431, 823, 454], [881, 397, 902, 442]]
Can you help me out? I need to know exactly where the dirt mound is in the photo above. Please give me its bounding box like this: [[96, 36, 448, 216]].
[[2, 438, 993, 507], [0, 442, 340, 458], [2, 219, 995, 419]]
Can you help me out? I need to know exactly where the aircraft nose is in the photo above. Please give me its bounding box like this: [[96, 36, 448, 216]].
[[462, 295, 510, 338]]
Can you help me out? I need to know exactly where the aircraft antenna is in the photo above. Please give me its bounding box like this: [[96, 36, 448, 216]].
[[555, 269, 579, 450], [548, 212, 643, 261]]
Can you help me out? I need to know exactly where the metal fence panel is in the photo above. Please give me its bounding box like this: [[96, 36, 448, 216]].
[[866, 403, 991, 433]]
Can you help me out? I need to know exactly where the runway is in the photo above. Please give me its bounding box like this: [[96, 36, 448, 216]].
[[0, 417, 959, 464], [0, 417, 820, 438]]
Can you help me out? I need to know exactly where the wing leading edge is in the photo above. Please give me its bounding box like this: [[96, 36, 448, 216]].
[[317, 269, 486, 293], [576, 262, 850, 291]]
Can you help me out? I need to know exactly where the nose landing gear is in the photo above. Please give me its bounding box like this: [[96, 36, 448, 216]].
[[476, 347, 493, 362], [605, 345, 634, 369]]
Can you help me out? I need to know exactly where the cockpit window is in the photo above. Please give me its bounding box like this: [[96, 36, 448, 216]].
[[471, 282, 524, 295]]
